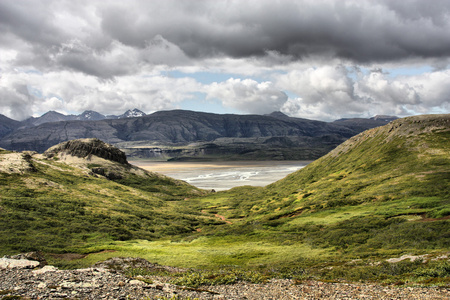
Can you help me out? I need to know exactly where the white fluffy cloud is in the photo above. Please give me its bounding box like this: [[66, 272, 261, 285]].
[[0, 68, 202, 119], [277, 66, 367, 120], [206, 78, 288, 114], [277, 66, 450, 120]]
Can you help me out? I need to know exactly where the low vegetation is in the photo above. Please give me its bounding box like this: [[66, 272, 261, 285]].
[[0, 115, 449, 286], [0, 141, 221, 254]]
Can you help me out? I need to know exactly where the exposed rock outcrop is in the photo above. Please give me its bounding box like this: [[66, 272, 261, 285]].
[[0, 258, 39, 269], [0, 252, 47, 269], [44, 138, 128, 165]]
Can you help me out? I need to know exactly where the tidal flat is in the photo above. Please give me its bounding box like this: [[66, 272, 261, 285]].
[[130, 160, 311, 191]]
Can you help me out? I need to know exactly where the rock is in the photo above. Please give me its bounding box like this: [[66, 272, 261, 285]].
[[32, 265, 58, 274], [129, 279, 145, 286], [44, 138, 128, 165], [0, 257, 40, 269], [1, 267, 449, 300], [11, 251, 47, 267]]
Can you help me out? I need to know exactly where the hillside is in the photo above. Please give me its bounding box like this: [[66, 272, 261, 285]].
[[0, 110, 390, 160], [197, 114, 449, 257], [0, 138, 219, 254], [0, 114, 20, 139], [267, 114, 450, 212]]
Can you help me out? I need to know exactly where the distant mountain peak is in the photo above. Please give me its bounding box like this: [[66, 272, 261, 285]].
[[118, 108, 146, 119], [42, 110, 65, 116], [266, 111, 290, 119], [77, 110, 106, 121]]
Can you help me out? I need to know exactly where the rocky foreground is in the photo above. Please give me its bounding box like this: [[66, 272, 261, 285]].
[[1, 256, 449, 300]]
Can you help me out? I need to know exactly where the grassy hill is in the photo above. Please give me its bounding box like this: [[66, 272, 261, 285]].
[[0, 115, 449, 285], [0, 139, 221, 254], [198, 115, 449, 251]]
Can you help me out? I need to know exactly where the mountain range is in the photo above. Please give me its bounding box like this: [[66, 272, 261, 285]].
[[19, 108, 147, 128], [0, 109, 396, 161], [0, 109, 397, 160]]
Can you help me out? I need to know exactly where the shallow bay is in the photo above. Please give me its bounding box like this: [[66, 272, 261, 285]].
[[130, 160, 311, 191]]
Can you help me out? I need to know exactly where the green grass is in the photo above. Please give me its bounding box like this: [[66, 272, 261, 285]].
[[47, 237, 329, 270], [0, 157, 220, 254]]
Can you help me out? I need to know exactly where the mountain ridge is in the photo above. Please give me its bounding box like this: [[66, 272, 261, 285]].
[[0, 109, 397, 160], [11, 108, 147, 130]]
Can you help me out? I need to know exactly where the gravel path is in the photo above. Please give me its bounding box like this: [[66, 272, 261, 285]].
[[1, 267, 449, 300]]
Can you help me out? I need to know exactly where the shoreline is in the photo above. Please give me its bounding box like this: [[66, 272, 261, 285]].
[[130, 160, 312, 191]]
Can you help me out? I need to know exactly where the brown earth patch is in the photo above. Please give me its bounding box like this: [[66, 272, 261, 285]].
[[214, 214, 232, 224], [48, 253, 87, 260], [49, 250, 117, 261]]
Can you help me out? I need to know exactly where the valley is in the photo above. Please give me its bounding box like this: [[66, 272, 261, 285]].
[[2, 1, 449, 297], [0, 114, 449, 294]]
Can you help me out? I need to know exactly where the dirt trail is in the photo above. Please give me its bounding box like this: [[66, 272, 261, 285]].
[[201, 210, 233, 224], [214, 213, 232, 224]]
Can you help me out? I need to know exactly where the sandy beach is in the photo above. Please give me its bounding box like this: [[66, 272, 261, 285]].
[[130, 160, 311, 191]]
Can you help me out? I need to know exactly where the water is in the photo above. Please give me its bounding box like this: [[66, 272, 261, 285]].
[[130, 160, 311, 191]]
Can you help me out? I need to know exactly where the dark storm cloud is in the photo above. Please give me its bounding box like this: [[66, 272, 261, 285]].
[[0, 0, 449, 80], [97, 0, 450, 63], [0, 1, 62, 47], [2, 0, 450, 78]]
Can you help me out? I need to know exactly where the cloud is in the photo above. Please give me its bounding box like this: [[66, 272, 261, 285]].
[[206, 78, 288, 114], [277, 66, 450, 120], [50, 39, 137, 78], [94, 0, 450, 63], [0, 0, 449, 120], [2, 0, 450, 69], [0, 83, 33, 120], [396, 70, 450, 112], [0, 67, 202, 119], [3, 0, 450, 72], [277, 66, 367, 119]]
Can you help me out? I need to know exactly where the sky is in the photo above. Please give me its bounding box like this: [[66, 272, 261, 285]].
[[0, 0, 449, 121]]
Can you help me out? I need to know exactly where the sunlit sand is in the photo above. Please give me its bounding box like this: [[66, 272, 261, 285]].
[[130, 160, 311, 191]]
